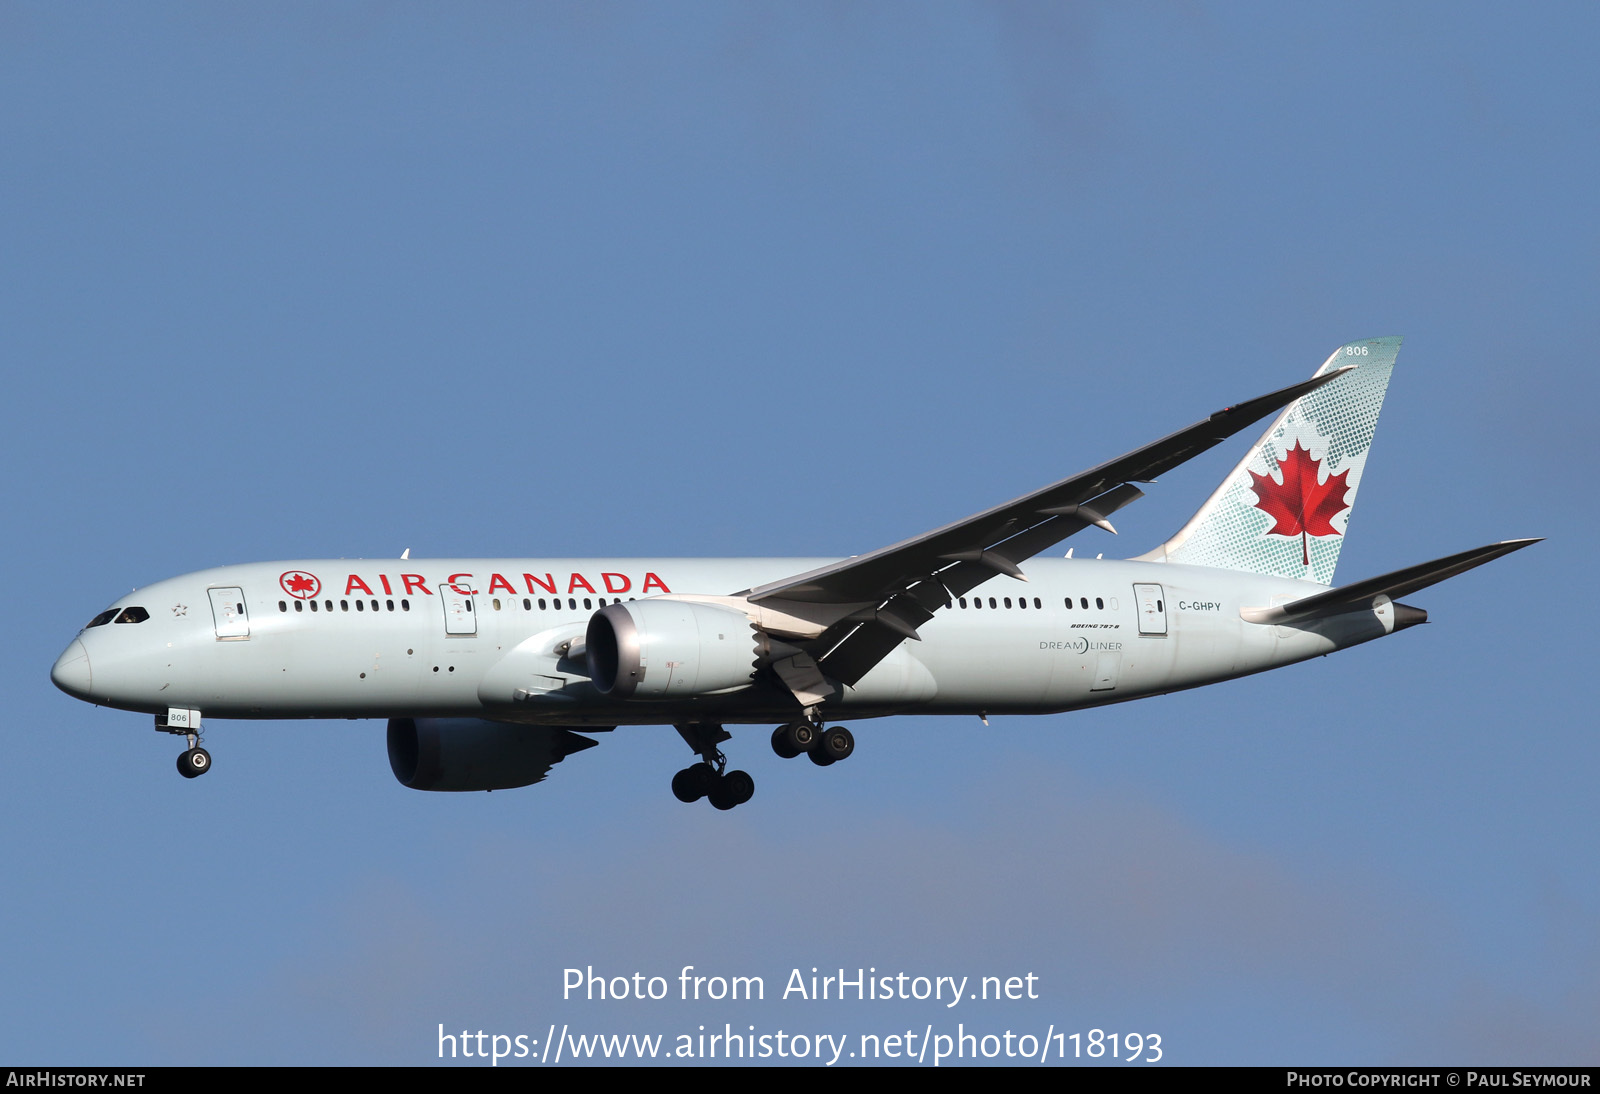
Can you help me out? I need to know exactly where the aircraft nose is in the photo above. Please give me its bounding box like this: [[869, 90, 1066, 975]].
[[51, 639, 93, 699]]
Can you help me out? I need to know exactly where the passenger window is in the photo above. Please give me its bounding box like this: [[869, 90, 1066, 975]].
[[1004, 597, 1012, 609], [356, 600, 364, 611], [277, 601, 287, 613], [1095, 597, 1104, 610], [538, 598, 548, 610], [371, 599, 380, 611], [341, 600, 349, 611], [523, 598, 531, 610], [988, 597, 997, 609], [310, 600, 319, 612], [1063, 598, 1072, 609], [959, 597, 967, 609], [1080, 598, 1088, 609], [493, 598, 502, 611], [295, 601, 303, 612], [402, 599, 410, 611], [1033, 598, 1041, 609], [387, 599, 394, 611]]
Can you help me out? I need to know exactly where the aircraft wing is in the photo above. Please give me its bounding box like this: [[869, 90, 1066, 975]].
[[745, 367, 1353, 686]]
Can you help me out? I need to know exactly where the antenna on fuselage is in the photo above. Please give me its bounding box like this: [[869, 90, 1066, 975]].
[[400, 548, 410, 560]]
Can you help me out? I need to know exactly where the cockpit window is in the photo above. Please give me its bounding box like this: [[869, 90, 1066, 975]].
[[113, 606, 149, 624], [85, 609, 118, 629]]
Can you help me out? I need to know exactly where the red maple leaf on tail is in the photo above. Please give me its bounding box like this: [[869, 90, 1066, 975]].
[[1248, 441, 1351, 566]]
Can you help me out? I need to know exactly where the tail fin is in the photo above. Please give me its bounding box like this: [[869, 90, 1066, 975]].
[[1140, 337, 1400, 585]]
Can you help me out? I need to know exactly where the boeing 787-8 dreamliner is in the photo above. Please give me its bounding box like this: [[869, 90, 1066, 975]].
[[51, 338, 1536, 810]]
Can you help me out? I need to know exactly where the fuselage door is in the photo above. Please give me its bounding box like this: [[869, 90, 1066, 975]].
[[208, 587, 250, 640], [1133, 583, 1167, 636], [440, 584, 477, 636]]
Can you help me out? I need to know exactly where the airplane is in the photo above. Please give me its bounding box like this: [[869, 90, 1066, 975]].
[[50, 338, 1536, 810]]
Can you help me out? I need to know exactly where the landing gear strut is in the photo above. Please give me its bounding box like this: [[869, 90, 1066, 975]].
[[672, 723, 754, 810]]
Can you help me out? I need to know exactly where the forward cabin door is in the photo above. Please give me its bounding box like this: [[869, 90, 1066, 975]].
[[208, 587, 250, 640]]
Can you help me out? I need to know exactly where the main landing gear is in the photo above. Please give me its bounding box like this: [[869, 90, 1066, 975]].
[[771, 720, 854, 766], [671, 723, 755, 810], [667, 720, 856, 810]]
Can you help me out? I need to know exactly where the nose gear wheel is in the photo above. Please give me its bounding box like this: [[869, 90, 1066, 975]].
[[177, 747, 211, 779]]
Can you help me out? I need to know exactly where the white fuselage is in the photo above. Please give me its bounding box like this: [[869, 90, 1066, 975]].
[[52, 556, 1396, 729]]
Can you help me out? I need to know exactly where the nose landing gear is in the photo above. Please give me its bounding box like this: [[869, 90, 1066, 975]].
[[156, 711, 212, 779]]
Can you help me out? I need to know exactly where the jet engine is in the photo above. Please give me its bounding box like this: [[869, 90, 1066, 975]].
[[386, 717, 599, 792], [586, 599, 760, 699]]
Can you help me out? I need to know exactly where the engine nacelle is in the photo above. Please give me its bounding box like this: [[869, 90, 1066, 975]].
[[386, 717, 599, 792], [586, 599, 759, 699]]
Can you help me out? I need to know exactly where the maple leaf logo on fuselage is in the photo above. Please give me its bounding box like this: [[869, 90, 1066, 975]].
[[279, 571, 322, 599], [1248, 441, 1351, 566]]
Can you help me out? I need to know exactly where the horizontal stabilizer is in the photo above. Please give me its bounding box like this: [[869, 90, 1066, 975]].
[[1240, 538, 1541, 625]]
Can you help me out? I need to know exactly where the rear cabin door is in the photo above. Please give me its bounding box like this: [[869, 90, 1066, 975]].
[[208, 587, 250, 639], [1133, 583, 1167, 636]]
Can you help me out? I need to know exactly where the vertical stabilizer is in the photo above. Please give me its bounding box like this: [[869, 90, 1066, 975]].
[[1141, 337, 1399, 585]]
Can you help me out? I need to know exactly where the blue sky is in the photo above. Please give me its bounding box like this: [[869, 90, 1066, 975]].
[[2, 2, 1595, 1065]]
